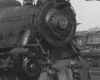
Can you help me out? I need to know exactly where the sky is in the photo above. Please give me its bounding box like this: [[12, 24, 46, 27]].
[[17, 0, 100, 31]]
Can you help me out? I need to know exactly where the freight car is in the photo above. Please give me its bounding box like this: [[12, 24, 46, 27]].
[[74, 31, 100, 51], [74, 31, 100, 68]]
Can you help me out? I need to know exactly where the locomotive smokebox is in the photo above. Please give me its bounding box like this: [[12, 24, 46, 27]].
[[35, 1, 76, 47]]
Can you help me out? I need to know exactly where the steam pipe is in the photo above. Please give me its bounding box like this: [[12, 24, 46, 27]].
[[20, 30, 31, 46]]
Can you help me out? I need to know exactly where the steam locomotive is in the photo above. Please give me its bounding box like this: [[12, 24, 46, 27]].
[[0, 0, 90, 80]]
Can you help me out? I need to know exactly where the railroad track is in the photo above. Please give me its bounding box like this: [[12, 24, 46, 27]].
[[88, 67, 100, 80]]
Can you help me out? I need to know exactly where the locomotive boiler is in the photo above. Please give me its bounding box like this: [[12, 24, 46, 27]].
[[0, 0, 90, 80]]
